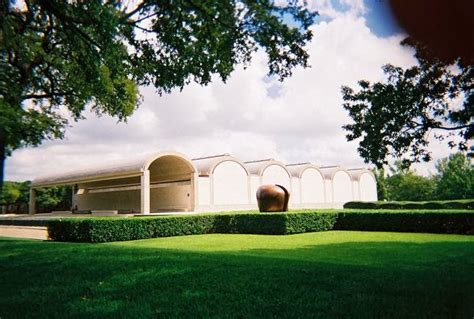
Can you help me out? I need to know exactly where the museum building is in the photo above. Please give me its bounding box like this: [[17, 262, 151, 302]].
[[30, 151, 377, 214]]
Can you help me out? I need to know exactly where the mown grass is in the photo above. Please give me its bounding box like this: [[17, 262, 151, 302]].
[[1, 231, 473, 318]]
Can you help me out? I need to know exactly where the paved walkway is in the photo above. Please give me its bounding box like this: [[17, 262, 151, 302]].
[[0, 225, 49, 240]]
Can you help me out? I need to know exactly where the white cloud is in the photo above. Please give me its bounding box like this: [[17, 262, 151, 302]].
[[5, 13, 455, 181]]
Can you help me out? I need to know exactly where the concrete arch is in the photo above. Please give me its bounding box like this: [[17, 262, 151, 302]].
[[143, 151, 196, 173], [30, 151, 199, 214], [262, 164, 291, 190], [332, 170, 353, 203], [145, 152, 197, 213], [213, 160, 249, 205], [348, 169, 377, 202], [287, 163, 325, 204], [360, 172, 377, 201], [244, 159, 292, 204], [300, 167, 325, 203], [192, 154, 249, 176], [319, 166, 353, 204], [247, 160, 290, 188], [192, 154, 250, 209]]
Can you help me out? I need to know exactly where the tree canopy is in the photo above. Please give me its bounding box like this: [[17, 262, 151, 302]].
[[0, 180, 29, 212], [342, 40, 473, 168], [0, 0, 317, 187], [0, 180, 71, 213], [372, 153, 473, 202], [435, 153, 474, 200]]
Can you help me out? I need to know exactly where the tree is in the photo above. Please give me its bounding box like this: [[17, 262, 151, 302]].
[[386, 172, 437, 201], [341, 39, 473, 168], [372, 167, 388, 201], [435, 153, 474, 200], [35, 184, 72, 213], [0, 181, 21, 206], [0, 0, 317, 188], [384, 162, 437, 201], [0, 180, 29, 212]]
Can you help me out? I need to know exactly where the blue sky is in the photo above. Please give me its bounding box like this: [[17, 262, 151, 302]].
[[282, 0, 403, 36], [362, 0, 403, 37]]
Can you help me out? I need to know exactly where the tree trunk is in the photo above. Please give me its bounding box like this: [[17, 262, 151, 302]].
[[0, 139, 5, 191]]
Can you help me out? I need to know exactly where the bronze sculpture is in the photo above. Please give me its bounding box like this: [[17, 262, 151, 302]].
[[256, 184, 290, 212]]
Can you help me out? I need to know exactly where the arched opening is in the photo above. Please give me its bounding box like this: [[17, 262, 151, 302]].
[[262, 165, 291, 190], [213, 160, 249, 205], [333, 171, 352, 203], [359, 173, 377, 202], [147, 155, 196, 212], [301, 168, 325, 203]]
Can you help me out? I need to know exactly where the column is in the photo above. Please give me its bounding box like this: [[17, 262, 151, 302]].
[[140, 169, 150, 214], [29, 188, 36, 215], [192, 172, 199, 211]]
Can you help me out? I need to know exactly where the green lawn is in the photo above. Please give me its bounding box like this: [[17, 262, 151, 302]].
[[1, 231, 473, 318]]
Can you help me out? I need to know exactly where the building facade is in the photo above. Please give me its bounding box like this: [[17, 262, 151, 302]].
[[30, 151, 377, 214]]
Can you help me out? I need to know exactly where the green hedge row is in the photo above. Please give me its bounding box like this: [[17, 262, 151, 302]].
[[48, 212, 338, 242], [334, 211, 474, 234], [47, 210, 474, 242], [343, 200, 474, 210]]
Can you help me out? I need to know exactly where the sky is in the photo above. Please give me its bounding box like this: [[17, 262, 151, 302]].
[[5, 0, 460, 181]]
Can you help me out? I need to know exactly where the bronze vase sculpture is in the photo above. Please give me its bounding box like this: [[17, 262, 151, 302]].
[[256, 184, 290, 212]]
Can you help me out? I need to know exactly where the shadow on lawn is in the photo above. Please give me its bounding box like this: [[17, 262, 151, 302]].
[[0, 237, 473, 319]]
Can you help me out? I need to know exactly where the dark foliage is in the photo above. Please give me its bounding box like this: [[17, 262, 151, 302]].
[[342, 39, 473, 168], [335, 211, 474, 235], [343, 200, 474, 210]]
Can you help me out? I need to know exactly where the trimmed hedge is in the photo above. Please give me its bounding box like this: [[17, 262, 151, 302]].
[[47, 210, 474, 243], [344, 200, 474, 210], [334, 211, 474, 234], [48, 212, 338, 242]]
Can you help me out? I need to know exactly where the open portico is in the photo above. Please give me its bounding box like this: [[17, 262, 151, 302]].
[[30, 151, 197, 215]]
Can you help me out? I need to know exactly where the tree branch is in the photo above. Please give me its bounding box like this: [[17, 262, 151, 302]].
[[121, 2, 155, 21], [132, 24, 155, 33], [22, 91, 75, 100], [411, 121, 471, 131], [38, 0, 102, 50], [431, 124, 472, 131]]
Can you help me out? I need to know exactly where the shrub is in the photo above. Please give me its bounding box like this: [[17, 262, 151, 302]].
[[283, 212, 337, 234], [47, 209, 474, 242], [334, 211, 474, 234], [343, 200, 474, 210], [48, 212, 338, 242], [49, 215, 217, 242]]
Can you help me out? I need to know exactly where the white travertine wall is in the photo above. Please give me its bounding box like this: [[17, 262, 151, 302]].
[[291, 177, 300, 204], [301, 168, 325, 203], [150, 182, 192, 212], [262, 165, 291, 191], [198, 177, 210, 205], [332, 171, 353, 203], [250, 175, 260, 204], [324, 179, 333, 202], [359, 172, 378, 201], [75, 189, 141, 212], [213, 161, 248, 205], [352, 180, 360, 201], [74, 176, 142, 212]]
